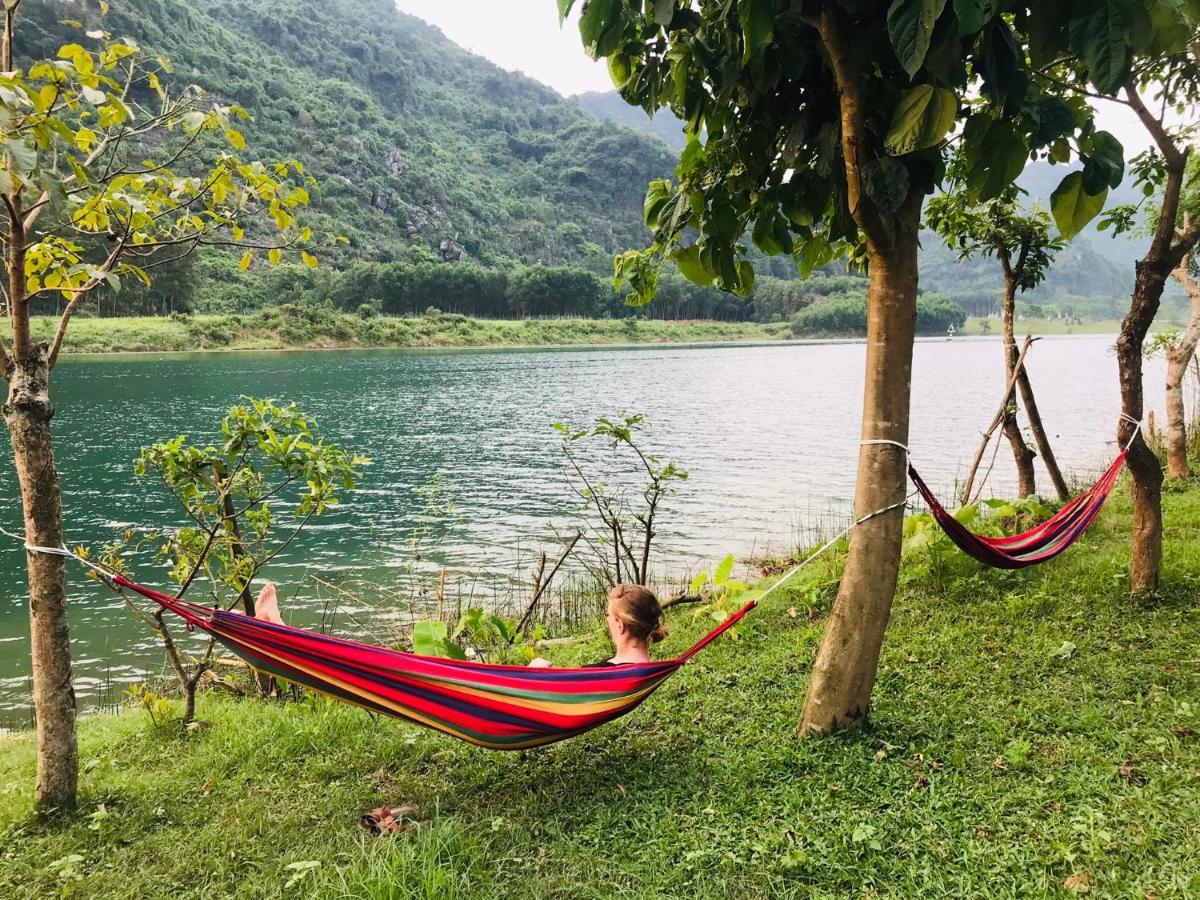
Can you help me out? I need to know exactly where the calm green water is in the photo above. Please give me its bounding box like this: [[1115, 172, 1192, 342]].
[[0, 336, 1162, 719]]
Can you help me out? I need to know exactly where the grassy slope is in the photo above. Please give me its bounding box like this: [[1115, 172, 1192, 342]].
[[30, 315, 789, 354], [2, 484, 1199, 898]]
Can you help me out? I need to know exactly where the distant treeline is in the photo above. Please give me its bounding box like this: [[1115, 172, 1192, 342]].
[[39, 253, 870, 324], [35, 252, 1132, 333]]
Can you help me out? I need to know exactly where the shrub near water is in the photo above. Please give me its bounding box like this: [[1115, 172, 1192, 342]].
[[791, 293, 967, 337]]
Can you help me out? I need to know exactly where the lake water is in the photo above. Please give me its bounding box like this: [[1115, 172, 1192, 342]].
[[0, 335, 1165, 720]]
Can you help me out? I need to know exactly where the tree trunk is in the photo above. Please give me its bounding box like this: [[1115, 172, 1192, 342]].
[[1015, 369, 1070, 500], [800, 205, 920, 734], [1118, 256, 1169, 593], [1165, 258, 1200, 479], [1000, 275, 1036, 497], [1166, 346, 1192, 479], [3, 345, 78, 812]]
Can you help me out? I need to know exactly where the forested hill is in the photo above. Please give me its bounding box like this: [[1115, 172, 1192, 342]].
[[19, 0, 675, 271]]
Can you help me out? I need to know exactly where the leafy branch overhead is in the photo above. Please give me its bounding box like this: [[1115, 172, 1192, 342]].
[[0, 12, 337, 370], [555, 0, 1174, 305]]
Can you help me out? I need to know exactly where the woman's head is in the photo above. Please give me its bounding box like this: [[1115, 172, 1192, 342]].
[[606, 584, 667, 647]]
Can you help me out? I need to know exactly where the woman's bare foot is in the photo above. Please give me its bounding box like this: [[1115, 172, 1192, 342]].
[[255, 581, 283, 625]]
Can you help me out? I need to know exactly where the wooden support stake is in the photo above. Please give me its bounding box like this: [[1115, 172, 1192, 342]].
[[1015, 365, 1070, 500], [960, 335, 1037, 505], [512, 532, 582, 642]]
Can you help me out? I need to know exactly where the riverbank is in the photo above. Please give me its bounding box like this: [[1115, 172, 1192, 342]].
[[30, 311, 1130, 355], [3, 479, 1198, 897], [33, 310, 790, 354]]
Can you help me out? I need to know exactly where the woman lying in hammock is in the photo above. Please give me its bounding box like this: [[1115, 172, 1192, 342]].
[[528, 583, 668, 668], [252, 581, 668, 667]]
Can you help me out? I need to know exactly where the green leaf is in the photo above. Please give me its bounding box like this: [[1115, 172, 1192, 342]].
[[557, 0, 576, 25], [962, 116, 1028, 202], [579, 0, 623, 59], [884, 84, 957, 155], [714, 553, 735, 586], [1070, 0, 1132, 94], [952, 0, 991, 35], [1050, 171, 1107, 238], [672, 245, 716, 286], [862, 157, 911, 213], [689, 571, 709, 594], [651, 0, 674, 26], [1081, 130, 1124, 191], [644, 179, 672, 227], [887, 0, 949, 78], [733, 260, 755, 297], [738, 0, 774, 64]]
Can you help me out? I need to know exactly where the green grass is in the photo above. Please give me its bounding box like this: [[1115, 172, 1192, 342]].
[[29, 313, 791, 355], [3, 482, 1200, 898], [958, 317, 1126, 336]]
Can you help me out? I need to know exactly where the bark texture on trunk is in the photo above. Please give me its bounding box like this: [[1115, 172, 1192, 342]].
[[999, 278, 1036, 497], [1165, 259, 1200, 479], [800, 211, 919, 734], [1118, 256, 1168, 593], [4, 345, 77, 812], [800, 8, 922, 735]]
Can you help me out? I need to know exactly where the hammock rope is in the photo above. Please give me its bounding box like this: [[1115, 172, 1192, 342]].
[[864, 415, 1139, 570], [3, 492, 910, 749]]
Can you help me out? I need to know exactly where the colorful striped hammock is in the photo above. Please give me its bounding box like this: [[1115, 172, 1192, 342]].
[[111, 574, 755, 750], [906, 449, 1126, 569]]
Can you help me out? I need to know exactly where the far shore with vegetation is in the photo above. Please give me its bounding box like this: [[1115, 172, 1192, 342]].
[[33, 310, 1132, 356]]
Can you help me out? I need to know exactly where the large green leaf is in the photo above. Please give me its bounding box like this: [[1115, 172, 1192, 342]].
[[862, 157, 911, 213], [672, 245, 716, 286], [952, 0, 991, 35], [738, 0, 774, 64], [962, 116, 1028, 201], [579, 0, 624, 60], [643, 179, 672, 227], [1070, 0, 1132, 94], [1080, 130, 1124, 192], [1050, 171, 1108, 238], [652, 0, 674, 27], [887, 0, 949, 78], [884, 84, 957, 155]]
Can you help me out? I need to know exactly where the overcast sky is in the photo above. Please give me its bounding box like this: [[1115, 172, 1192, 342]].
[[394, 0, 1157, 154]]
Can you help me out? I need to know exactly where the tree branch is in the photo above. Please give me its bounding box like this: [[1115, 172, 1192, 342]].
[[1123, 81, 1186, 168], [47, 232, 130, 369]]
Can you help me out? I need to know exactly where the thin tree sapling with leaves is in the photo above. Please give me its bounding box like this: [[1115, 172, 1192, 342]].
[[558, 0, 1119, 735], [556, 414, 686, 588], [0, 5, 325, 812], [926, 178, 1068, 501], [111, 398, 368, 721]]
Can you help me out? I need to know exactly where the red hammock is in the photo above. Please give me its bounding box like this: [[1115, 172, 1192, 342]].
[[111, 574, 754, 750], [907, 450, 1126, 569]]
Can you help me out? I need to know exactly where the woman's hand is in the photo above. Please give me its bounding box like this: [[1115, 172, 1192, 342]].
[[527, 657, 552, 668]]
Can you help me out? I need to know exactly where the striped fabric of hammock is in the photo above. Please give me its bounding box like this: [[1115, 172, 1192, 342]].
[[112, 574, 754, 750], [907, 450, 1127, 569]]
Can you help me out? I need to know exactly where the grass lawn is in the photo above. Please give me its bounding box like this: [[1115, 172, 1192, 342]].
[[28, 313, 791, 354], [2, 481, 1199, 897]]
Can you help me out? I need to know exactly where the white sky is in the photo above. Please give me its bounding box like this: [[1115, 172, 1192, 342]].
[[394, 0, 1157, 153]]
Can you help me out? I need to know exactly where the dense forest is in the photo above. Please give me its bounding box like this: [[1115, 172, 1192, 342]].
[[12, 0, 1179, 326]]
